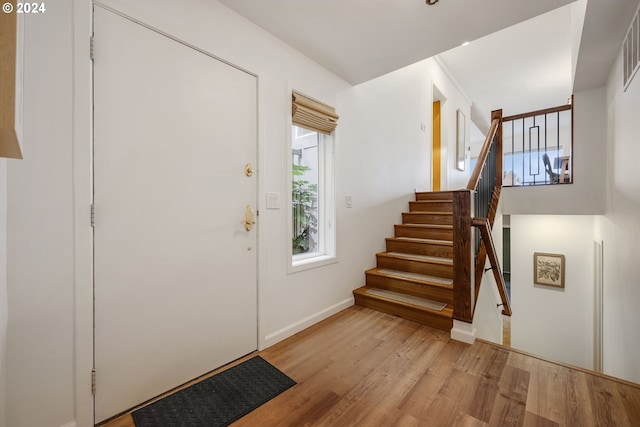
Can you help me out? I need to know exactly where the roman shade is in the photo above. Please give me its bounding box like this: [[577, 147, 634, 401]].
[[292, 91, 338, 135]]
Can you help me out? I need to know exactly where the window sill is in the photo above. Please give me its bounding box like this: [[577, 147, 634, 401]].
[[289, 254, 337, 274]]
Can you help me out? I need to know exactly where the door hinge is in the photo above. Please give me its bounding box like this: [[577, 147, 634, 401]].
[[91, 369, 96, 395], [90, 204, 95, 228], [90, 36, 95, 61]]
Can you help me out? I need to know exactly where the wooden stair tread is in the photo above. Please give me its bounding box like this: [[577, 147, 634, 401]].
[[355, 188, 459, 331], [403, 211, 453, 215], [396, 224, 453, 229], [414, 190, 455, 200], [364, 288, 448, 311], [384, 251, 453, 265], [353, 286, 453, 330], [369, 268, 454, 287], [410, 200, 452, 204], [389, 237, 452, 246]]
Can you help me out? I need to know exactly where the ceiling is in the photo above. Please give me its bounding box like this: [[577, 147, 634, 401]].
[[218, 0, 574, 85], [437, 3, 575, 130], [218, 0, 640, 138]]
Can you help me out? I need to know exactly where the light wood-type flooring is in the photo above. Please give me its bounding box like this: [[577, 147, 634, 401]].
[[103, 306, 640, 427]]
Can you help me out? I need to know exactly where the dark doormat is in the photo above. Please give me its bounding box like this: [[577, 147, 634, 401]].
[[132, 356, 296, 427]]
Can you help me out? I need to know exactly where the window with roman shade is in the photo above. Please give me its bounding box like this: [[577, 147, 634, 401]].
[[290, 91, 337, 271]]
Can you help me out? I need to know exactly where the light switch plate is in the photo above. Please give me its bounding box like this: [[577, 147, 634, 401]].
[[266, 192, 280, 209]]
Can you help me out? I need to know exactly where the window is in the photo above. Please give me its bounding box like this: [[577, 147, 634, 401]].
[[290, 92, 338, 270], [291, 125, 335, 268]]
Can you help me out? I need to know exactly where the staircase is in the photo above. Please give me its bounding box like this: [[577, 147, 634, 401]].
[[353, 190, 455, 331]]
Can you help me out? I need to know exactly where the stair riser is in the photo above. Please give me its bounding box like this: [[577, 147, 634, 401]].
[[376, 255, 453, 279], [354, 293, 453, 331], [365, 273, 453, 304], [394, 225, 453, 241], [385, 239, 453, 259], [415, 191, 454, 201], [409, 201, 452, 212], [402, 213, 453, 225]]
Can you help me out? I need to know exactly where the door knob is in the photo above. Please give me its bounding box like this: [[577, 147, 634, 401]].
[[244, 163, 254, 177], [241, 205, 255, 231]]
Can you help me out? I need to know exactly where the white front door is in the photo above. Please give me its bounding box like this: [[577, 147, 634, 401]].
[[93, 7, 258, 422]]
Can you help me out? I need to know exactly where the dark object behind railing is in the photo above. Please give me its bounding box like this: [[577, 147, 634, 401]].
[[502, 103, 573, 186]]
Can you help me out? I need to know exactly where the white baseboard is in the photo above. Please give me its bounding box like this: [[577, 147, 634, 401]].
[[59, 422, 76, 427], [451, 319, 477, 344], [263, 297, 354, 349]]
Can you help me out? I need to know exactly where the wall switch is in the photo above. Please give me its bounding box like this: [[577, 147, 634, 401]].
[[345, 196, 353, 208], [420, 121, 427, 132], [266, 192, 280, 209]]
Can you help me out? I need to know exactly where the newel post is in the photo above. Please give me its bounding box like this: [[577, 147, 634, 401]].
[[452, 190, 472, 323], [451, 190, 476, 343]]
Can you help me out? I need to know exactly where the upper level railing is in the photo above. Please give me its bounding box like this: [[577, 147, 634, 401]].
[[502, 103, 573, 187], [452, 110, 511, 324], [453, 102, 573, 325]]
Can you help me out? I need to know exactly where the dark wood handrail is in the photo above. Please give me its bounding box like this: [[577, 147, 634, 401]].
[[472, 217, 512, 316], [473, 185, 501, 307], [466, 117, 500, 191], [502, 103, 571, 122]]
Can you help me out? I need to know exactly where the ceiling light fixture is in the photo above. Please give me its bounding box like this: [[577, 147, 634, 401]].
[[426, 0, 439, 5]]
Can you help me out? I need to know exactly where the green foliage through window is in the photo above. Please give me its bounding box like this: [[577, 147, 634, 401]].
[[292, 164, 318, 254]]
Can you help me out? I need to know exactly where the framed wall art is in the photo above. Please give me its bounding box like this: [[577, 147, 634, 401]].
[[533, 252, 565, 288], [456, 109, 465, 171]]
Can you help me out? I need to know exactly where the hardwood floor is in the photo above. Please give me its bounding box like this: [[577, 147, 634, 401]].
[[102, 306, 640, 427]]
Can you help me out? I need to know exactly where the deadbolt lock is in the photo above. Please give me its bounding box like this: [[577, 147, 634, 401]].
[[244, 163, 254, 177]]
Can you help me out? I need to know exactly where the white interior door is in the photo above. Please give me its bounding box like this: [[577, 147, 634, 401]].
[[93, 7, 258, 422]]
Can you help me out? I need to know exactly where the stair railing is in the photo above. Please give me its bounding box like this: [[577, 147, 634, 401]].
[[502, 102, 573, 186], [452, 109, 511, 324]]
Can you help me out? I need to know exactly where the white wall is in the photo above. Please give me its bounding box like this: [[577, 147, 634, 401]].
[[510, 215, 594, 370], [0, 159, 7, 427], [501, 87, 606, 215], [594, 46, 640, 384], [6, 2, 76, 426], [434, 61, 473, 191]]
